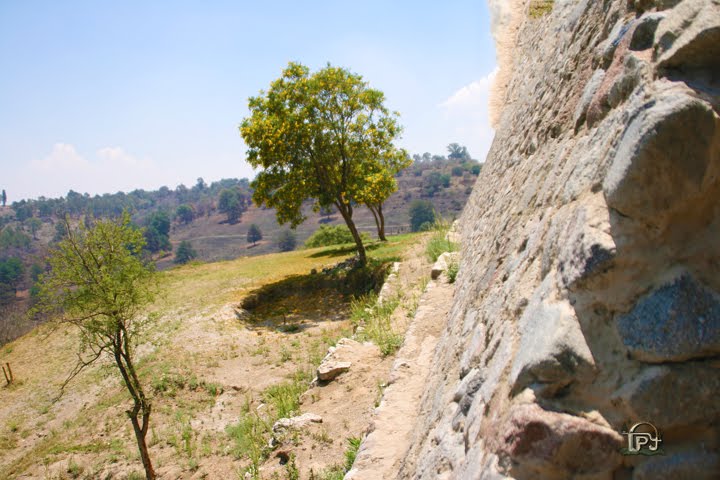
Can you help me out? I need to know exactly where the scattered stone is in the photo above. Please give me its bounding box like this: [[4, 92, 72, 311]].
[[431, 252, 459, 280], [272, 413, 323, 434], [616, 274, 720, 363], [317, 361, 351, 381]]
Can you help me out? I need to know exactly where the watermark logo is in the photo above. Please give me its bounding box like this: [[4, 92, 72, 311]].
[[621, 422, 664, 456]]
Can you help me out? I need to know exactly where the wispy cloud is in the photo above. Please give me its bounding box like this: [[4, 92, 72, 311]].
[[26, 143, 166, 198], [438, 68, 497, 162]]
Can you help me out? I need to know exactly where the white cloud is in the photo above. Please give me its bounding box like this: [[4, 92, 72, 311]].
[[31, 143, 89, 172], [26, 143, 167, 198], [437, 68, 497, 162]]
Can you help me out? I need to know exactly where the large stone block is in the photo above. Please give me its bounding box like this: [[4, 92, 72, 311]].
[[616, 274, 720, 362], [496, 404, 622, 477], [612, 362, 720, 429], [602, 91, 717, 223], [654, 0, 720, 71], [510, 291, 596, 397], [557, 205, 616, 290]]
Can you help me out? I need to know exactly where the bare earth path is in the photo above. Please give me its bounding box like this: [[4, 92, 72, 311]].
[[346, 277, 455, 479]]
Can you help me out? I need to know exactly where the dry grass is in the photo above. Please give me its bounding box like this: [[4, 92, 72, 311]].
[[529, 0, 554, 18], [0, 233, 422, 479]]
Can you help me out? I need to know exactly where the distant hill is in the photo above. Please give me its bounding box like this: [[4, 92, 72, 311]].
[[0, 153, 481, 344]]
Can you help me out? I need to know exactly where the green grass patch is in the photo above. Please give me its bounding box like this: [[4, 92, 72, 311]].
[[351, 293, 403, 356], [425, 229, 458, 263]]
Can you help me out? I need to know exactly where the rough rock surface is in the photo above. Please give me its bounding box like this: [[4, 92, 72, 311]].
[[393, 1, 720, 479], [272, 413, 323, 434]]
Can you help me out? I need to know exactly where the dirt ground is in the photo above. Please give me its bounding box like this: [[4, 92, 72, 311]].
[[0, 235, 434, 480]]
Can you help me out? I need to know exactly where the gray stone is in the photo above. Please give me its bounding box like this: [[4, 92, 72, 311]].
[[574, 69, 606, 130], [613, 363, 720, 429], [607, 54, 648, 109], [316, 360, 351, 381], [597, 19, 635, 69], [630, 12, 666, 51], [510, 292, 596, 397], [557, 206, 616, 290], [654, 0, 720, 71], [633, 451, 720, 480], [602, 91, 717, 223], [616, 274, 720, 362]]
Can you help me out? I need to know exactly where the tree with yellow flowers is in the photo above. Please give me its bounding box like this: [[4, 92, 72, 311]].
[[240, 62, 408, 265]]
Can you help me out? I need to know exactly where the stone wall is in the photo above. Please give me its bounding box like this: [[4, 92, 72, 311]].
[[399, 1, 720, 479]]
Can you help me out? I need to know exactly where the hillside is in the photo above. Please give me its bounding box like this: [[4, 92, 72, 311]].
[[0, 232, 435, 479], [0, 155, 479, 346]]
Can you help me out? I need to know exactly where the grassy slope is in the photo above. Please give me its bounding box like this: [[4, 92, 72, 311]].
[[0, 233, 422, 479]]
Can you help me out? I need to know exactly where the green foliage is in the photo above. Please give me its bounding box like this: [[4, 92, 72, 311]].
[[0, 257, 23, 286], [422, 171, 451, 196], [246, 224, 262, 245], [144, 210, 172, 253], [285, 453, 300, 480], [0, 226, 31, 250], [0, 257, 24, 304], [174, 240, 197, 265], [218, 188, 246, 224], [33, 213, 156, 341], [409, 200, 436, 232], [175, 204, 194, 224], [277, 229, 297, 252], [32, 212, 158, 476], [241, 61, 407, 265], [226, 409, 269, 477], [147, 210, 170, 236], [425, 228, 458, 263], [12, 202, 33, 222], [447, 260, 459, 283], [261, 370, 310, 418], [344, 436, 362, 471], [447, 143, 471, 160], [305, 225, 369, 248], [471, 164, 481, 175], [451, 165, 465, 177], [351, 293, 402, 356], [143, 225, 171, 253]]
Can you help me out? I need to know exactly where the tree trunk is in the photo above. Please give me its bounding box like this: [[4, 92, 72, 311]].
[[336, 202, 367, 266], [368, 204, 387, 241], [130, 410, 155, 480], [376, 204, 386, 241], [115, 334, 156, 480]]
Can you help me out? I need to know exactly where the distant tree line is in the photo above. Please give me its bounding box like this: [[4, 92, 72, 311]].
[[4, 177, 252, 227]]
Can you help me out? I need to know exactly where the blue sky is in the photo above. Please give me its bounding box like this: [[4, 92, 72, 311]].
[[0, 1, 497, 202]]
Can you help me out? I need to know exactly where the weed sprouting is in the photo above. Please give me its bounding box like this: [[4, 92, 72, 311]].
[[425, 230, 458, 263], [351, 294, 402, 356]]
